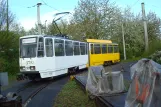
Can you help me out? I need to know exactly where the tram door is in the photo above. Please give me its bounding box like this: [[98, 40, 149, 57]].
[[44, 38, 55, 75]]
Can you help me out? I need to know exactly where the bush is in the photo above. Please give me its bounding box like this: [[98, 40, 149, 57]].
[[149, 51, 161, 64], [0, 58, 19, 75], [0, 58, 6, 72], [0, 31, 20, 75]]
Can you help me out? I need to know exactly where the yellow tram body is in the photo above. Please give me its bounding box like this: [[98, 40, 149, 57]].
[[87, 39, 120, 66]]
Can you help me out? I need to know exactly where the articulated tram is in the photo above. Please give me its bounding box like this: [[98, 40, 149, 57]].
[[18, 35, 120, 80]]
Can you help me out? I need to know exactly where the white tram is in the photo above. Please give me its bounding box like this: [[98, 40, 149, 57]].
[[19, 35, 88, 80]]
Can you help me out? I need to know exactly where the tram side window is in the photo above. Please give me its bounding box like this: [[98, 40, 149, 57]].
[[114, 45, 119, 53], [65, 41, 73, 56], [85, 43, 88, 55], [80, 43, 85, 55], [38, 37, 44, 57], [54, 39, 64, 56], [108, 45, 113, 53], [102, 44, 107, 54], [73, 42, 80, 55], [94, 44, 101, 54], [45, 39, 53, 57], [90, 44, 94, 54]]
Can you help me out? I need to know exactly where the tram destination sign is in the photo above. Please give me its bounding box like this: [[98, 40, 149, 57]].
[[22, 38, 36, 44]]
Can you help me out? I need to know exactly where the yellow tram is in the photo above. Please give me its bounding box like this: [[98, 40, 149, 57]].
[[87, 39, 120, 66]]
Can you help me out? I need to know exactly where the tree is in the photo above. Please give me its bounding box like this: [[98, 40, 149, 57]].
[[47, 22, 62, 35], [0, 31, 19, 74], [0, 0, 22, 75], [26, 24, 39, 35], [147, 12, 161, 42], [111, 7, 161, 58], [11, 23, 26, 36], [68, 0, 122, 40], [70, 0, 161, 58], [26, 0, 161, 59], [44, 20, 69, 36], [0, 0, 15, 31]]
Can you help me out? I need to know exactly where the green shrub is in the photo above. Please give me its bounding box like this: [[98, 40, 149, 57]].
[[0, 58, 7, 72], [0, 31, 20, 76], [149, 51, 161, 64], [0, 58, 19, 75]]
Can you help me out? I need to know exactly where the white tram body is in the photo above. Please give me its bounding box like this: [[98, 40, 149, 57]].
[[19, 35, 88, 80]]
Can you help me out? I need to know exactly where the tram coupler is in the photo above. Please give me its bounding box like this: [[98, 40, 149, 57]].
[[0, 92, 22, 107], [16, 73, 28, 81]]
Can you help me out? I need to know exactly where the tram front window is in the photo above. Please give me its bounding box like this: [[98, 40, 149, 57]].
[[20, 38, 37, 58]]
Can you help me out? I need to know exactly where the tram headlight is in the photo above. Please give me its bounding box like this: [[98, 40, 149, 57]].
[[20, 66, 25, 70], [30, 66, 35, 70]]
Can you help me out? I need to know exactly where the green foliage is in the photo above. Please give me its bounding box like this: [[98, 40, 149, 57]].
[[0, 0, 26, 77], [142, 40, 161, 57], [149, 51, 161, 64], [71, 0, 161, 59], [54, 80, 96, 107], [0, 0, 15, 31], [0, 57, 6, 72], [70, 0, 161, 59], [70, 0, 122, 40], [0, 31, 20, 75], [112, 8, 160, 59], [148, 40, 161, 64], [3, 59, 19, 75], [26, 24, 39, 35], [27, 0, 161, 60]]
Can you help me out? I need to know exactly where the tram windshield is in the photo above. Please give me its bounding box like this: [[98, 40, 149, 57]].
[[20, 38, 37, 58]]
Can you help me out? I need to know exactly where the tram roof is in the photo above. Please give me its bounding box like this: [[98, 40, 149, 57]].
[[20, 35, 69, 39], [19, 35, 85, 42], [20, 35, 44, 39], [86, 39, 112, 44], [20, 35, 116, 44]]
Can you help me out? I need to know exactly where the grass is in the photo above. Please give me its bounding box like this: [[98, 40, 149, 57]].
[[8, 74, 17, 82], [54, 80, 96, 107], [120, 46, 161, 63], [121, 57, 141, 63]]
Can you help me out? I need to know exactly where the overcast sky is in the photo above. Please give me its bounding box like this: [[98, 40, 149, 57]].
[[9, 0, 161, 30]]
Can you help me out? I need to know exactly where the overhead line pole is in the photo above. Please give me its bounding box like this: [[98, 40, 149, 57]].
[[122, 23, 126, 60], [141, 2, 149, 51], [45, 20, 47, 34], [37, 3, 42, 35], [7, 0, 9, 34]]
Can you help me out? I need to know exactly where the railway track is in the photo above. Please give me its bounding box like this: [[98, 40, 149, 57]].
[[12, 70, 87, 107], [15, 78, 60, 107], [13, 78, 61, 107], [16, 81, 35, 94], [22, 82, 51, 107]]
